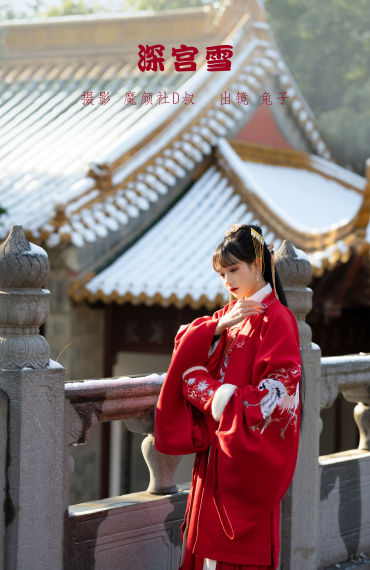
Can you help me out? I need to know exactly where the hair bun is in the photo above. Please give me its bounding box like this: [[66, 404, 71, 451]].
[[250, 224, 263, 237]]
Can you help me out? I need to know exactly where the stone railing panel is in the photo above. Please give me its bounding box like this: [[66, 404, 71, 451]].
[[68, 490, 188, 570], [319, 450, 370, 568]]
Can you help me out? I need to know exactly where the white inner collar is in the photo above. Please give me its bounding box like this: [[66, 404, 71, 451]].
[[247, 282, 272, 302]]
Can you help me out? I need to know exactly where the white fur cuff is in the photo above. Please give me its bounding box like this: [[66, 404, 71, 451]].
[[182, 365, 208, 380], [211, 383, 237, 421]]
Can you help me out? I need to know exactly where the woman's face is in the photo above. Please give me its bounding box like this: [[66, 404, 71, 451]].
[[217, 256, 260, 299]]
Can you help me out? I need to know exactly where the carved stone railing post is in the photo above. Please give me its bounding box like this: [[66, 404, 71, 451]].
[[0, 225, 65, 570], [275, 241, 322, 570]]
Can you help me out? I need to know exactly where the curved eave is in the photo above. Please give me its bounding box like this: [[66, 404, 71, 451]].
[[68, 237, 366, 308], [66, 160, 370, 310], [69, 285, 227, 311], [217, 140, 370, 254], [310, 238, 370, 278]]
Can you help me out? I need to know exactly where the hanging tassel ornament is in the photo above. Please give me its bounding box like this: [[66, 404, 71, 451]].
[[268, 242, 278, 298], [250, 227, 264, 276]]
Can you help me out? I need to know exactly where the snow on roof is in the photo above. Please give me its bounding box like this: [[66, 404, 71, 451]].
[[76, 163, 360, 307], [82, 166, 278, 308], [218, 139, 365, 234], [0, 0, 336, 250], [0, 58, 190, 241], [240, 162, 362, 233]]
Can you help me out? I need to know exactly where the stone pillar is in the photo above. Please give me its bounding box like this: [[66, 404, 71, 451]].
[[276, 241, 322, 570], [0, 225, 65, 570], [0, 391, 8, 570]]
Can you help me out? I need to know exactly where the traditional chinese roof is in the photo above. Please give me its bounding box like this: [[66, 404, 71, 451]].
[[0, 0, 334, 252], [69, 140, 370, 308]]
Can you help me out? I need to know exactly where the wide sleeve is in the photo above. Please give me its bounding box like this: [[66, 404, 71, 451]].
[[211, 307, 302, 540], [154, 306, 229, 455]]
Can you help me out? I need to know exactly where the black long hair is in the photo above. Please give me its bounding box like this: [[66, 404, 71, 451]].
[[212, 224, 287, 306], [213, 224, 304, 430]]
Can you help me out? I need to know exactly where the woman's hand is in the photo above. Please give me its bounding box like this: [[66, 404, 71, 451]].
[[215, 299, 266, 335]]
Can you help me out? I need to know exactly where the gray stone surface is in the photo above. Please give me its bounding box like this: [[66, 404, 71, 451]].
[[0, 392, 8, 570], [0, 225, 50, 369], [0, 226, 66, 569], [141, 433, 182, 494], [0, 366, 65, 569], [319, 451, 370, 568], [321, 355, 370, 451], [276, 240, 322, 570], [125, 410, 183, 494], [321, 355, 370, 411], [68, 490, 188, 569]]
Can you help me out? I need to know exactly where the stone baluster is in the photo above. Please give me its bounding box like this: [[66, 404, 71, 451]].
[[0, 225, 65, 570], [275, 241, 322, 570], [124, 412, 182, 494], [354, 403, 370, 450], [340, 383, 370, 451]]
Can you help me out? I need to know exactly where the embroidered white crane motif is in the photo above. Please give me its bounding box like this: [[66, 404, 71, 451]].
[[243, 365, 301, 437], [258, 378, 287, 420]]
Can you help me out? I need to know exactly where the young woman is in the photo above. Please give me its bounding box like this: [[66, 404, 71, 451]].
[[155, 224, 302, 570]]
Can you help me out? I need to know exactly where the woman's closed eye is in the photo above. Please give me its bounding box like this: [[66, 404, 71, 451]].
[[219, 267, 238, 277]]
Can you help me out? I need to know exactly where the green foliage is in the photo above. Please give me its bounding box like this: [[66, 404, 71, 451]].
[[0, 0, 213, 19], [265, 0, 370, 174], [45, 0, 109, 17], [0, 2, 27, 19], [0, 0, 111, 18]]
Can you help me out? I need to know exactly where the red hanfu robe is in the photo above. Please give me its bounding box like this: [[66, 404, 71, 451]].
[[155, 289, 301, 570]]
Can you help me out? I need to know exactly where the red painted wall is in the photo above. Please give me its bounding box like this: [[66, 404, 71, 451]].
[[234, 105, 294, 149]]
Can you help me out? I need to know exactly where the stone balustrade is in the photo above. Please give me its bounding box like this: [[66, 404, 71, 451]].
[[321, 354, 370, 450], [65, 373, 181, 493], [319, 355, 370, 567], [1, 226, 370, 569]]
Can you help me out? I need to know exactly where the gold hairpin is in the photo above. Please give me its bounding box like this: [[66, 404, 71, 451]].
[[251, 227, 264, 275]]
